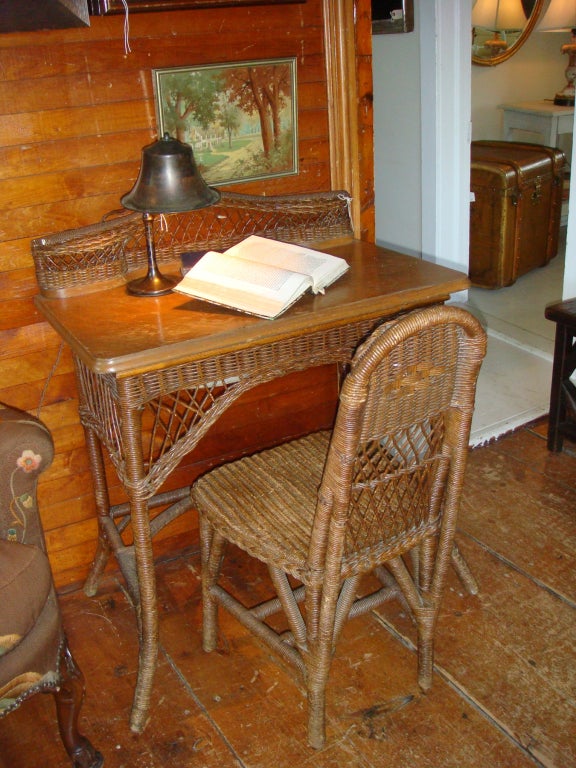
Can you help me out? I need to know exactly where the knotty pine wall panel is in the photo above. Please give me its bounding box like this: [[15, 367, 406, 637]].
[[0, 0, 374, 589]]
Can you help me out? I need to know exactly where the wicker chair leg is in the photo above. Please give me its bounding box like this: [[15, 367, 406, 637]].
[[202, 592, 219, 652], [53, 643, 104, 768], [416, 621, 435, 693], [200, 517, 225, 653], [451, 542, 479, 595], [307, 683, 327, 750], [306, 621, 337, 749]]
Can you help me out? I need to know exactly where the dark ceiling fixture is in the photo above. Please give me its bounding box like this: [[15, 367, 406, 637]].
[[0, 0, 90, 33]]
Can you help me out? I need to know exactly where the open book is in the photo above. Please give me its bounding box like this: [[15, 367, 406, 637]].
[[174, 234, 349, 319]]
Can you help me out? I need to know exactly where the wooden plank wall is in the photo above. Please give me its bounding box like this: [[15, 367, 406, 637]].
[[0, 0, 374, 590]]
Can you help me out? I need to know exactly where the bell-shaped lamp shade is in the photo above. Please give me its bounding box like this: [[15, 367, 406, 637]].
[[121, 134, 220, 296], [538, 0, 576, 106], [121, 133, 220, 214], [472, 0, 527, 30], [538, 0, 576, 31]]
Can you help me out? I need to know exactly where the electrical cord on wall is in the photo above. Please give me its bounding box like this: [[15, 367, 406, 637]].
[[122, 0, 132, 54], [37, 340, 64, 420]]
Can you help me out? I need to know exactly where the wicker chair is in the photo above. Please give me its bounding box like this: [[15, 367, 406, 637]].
[[0, 404, 103, 768], [191, 305, 487, 748]]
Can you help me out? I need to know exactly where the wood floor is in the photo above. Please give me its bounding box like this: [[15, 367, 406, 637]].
[[1, 419, 575, 768]]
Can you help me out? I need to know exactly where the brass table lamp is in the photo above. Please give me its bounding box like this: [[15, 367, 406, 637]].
[[538, 0, 576, 107], [121, 133, 220, 297]]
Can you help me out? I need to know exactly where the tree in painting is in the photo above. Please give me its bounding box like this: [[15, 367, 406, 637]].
[[159, 68, 225, 143], [222, 62, 292, 159]]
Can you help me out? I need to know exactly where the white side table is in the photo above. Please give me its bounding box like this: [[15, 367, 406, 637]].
[[500, 100, 573, 225], [499, 100, 574, 147]]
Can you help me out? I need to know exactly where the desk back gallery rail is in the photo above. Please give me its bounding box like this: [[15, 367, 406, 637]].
[[31, 191, 354, 298]]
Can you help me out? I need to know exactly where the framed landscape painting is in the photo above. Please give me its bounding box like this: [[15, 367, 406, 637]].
[[153, 58, 298, 186]]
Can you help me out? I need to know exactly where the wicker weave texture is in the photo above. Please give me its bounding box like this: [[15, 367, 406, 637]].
[[31, 191, 353, 297], [74, 318, 376, 500], [192, 305, 487, 748]]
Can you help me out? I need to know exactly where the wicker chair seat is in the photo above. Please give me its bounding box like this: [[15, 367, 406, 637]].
[[196, 431, 330, 582], [195, 428, 445, 585]]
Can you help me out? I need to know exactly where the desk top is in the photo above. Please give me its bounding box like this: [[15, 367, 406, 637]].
[[35, 240, 469, 376], [499, 100, 575, 117]]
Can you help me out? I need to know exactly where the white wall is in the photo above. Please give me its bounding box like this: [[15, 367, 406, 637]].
[[373, 0, 470, 273], [565, 136, 576, 297], [419, 0, 471, 275], [372, 4, 422, 256]]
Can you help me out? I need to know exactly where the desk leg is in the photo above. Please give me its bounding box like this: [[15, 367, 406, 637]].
[[83, 425, 114, 598], [547, 321, 576, 452], [118, 395, 159, 734], [544, 118, 558, 150], [127, 491, 158, 733]]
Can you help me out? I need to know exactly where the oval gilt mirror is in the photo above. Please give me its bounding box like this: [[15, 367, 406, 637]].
[[472, 0, 544, 66]]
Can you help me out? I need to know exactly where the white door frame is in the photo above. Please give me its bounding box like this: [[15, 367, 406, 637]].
[[420, 0, 471, 276]]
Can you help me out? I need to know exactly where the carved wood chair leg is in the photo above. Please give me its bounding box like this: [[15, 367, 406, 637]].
[[53, 643, 104, 768]]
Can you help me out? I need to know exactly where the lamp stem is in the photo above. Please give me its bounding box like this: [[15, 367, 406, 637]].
[[142, 212, 161, 281], [555, 29, 576, 106], [126, 212, 179, 296]]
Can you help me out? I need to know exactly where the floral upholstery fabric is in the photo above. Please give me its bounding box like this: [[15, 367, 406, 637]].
[[0, 403, 62, 715], [0, 403, 54, 548], [0, 540, 53, 653]]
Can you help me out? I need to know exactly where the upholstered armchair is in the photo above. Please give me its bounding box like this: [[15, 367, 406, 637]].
[[0, 403, 103, 768]]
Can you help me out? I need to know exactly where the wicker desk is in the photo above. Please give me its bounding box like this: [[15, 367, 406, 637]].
[[35, 238, 468, 733]]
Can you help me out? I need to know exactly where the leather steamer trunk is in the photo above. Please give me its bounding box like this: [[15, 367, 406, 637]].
[[470, 140, 565, 288]]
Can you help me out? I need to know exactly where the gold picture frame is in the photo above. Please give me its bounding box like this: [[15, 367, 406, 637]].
[[88, 1, 304, 15]]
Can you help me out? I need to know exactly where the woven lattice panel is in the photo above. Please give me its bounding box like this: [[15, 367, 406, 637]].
[[345, 416, 446, 564], [74, 317, 376, 499], [32, 191, 353, 296], [334, 316, 482, 573], [127, 190, 353, 268], [32, 214, 141, 296]]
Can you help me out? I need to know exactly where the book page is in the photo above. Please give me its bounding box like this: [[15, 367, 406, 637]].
[[224, 235, 349, 293], [175, 250, 311, 318]]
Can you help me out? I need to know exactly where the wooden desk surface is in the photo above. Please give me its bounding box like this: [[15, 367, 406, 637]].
[[35, 240, 469, 376]]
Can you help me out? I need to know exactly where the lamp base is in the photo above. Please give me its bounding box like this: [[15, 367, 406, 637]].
[[554, 42, 576, 108], [483, 33, 508, 54], [126, 271, 179, 296], [554, 93, 575, 107]]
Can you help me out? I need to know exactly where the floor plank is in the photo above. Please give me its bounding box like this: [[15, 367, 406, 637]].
[[1, 421, 574, 767], [460, 427, 576, 603]]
